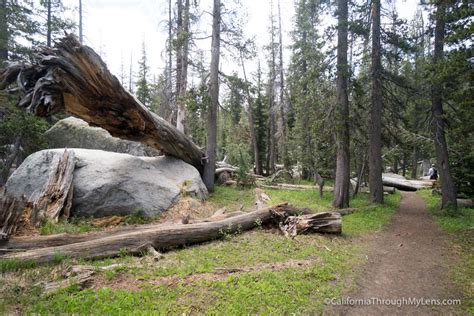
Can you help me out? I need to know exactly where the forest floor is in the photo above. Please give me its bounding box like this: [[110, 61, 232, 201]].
[[333, 191, 469, 315], [0, 187, 472, 314]]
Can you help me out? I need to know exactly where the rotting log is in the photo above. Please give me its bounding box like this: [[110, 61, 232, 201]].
[[0, 203, 340, 264], [0, 35, 205, 173], [271, 209, 341, 237]]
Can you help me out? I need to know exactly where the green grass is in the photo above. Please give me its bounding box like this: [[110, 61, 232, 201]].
[[417, 189, 474, 313], [1, 186, 401, 314], [39, 218, 97, 235], [0, 258, 37, 273]]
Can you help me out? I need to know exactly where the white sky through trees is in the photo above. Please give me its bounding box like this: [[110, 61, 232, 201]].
[[61, 0, 419, 83]]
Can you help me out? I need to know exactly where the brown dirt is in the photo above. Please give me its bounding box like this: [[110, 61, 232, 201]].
[[332, 191, 464, 315]]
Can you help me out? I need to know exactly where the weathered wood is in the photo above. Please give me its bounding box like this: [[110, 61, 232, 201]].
[[0, 194, 27, 240], [271, 209, 341, 237], [0, 203, 333, 263], [0, 35, 205, 172], [30, 149, 75, 225]]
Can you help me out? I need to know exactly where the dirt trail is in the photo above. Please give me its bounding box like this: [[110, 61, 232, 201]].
[[333, 191, 463, 315]]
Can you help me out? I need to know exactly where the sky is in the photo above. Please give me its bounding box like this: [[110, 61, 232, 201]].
[[60, 0, 421, 83]]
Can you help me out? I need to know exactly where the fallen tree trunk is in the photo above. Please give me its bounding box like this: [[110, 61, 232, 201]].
[[382, 175, 434, 191], [272, 210, 341, 237], [457, 199, 473, 208], [0, 203, 341, 264], [0, 35, 204, 173], [0, 204, 376, 254], [258, 183, 334, 192]]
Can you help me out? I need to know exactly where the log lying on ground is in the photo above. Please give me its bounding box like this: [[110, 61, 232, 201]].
[[0, 204, 377, 254], [0, 203, 341, 264], [457, 199, 473, 208], [271, 209, 341, 237], [382, 174, 434, 191], [258, 183, 334, 192], [0, 35, 204, 172]]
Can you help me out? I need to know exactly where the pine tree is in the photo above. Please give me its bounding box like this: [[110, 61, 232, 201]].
[[202, 0, 221, 192], [368, 0, 384, 204], [136, 42, 151, 107], [39, 0, 74, 47], [333, 0, 351, 208], [0, 1, 38, 62]]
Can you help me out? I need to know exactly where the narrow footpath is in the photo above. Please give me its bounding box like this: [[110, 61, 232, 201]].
[[334, 192, 463, 315]]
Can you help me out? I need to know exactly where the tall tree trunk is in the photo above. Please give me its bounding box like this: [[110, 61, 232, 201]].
[[166, 0, 173, 121], [175, 0, 189, 132], [431, 0, 457, 209], [47, 0, 52, 47], [78, 0, 83, 44], [240, 52, 261, 175], [411, 145, 418, 179], [369, 0, 384, 203], [0, 0, 8, 62], [202, 0, 221, 192], [267, 0, 277, 174], [277, 0, 287, 167], [332, 0, 350, 209]]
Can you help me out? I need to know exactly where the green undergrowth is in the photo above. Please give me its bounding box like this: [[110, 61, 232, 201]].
[[1, 186, 401, 314], [417, 190, 474, 312]]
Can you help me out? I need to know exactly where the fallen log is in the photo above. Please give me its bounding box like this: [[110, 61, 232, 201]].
[[0, 203, 341, 264], [271, 209, 341, 237], [0, 35, 205, 172], [457, 199, 473, 208], [0, 204, 374, 254], [259, 183, 334, 192], [382, 174, 434, 191]]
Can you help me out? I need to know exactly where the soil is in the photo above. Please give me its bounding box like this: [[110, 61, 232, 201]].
[[332, 191, 464, 315]]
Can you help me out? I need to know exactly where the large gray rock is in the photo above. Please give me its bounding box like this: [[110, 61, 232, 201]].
[[5, 149, 207, 217], [46, 117, 161, 157]]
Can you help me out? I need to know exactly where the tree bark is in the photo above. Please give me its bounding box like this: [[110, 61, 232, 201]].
[[0, 203, 341, 264], [0, 194, 26, 240], [369, 0, 384, 204], [332, 0, 350, 209], [0, 35, 205, 173], [202, 0, 221, 191], [431, 0, 457, 209]]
